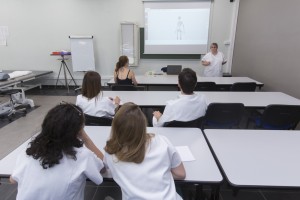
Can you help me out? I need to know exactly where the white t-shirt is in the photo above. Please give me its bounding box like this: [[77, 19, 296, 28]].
[[76, 94, 115, 118], [11, 147, 104, 200], [104, 134, 183, 200], [153, 93, 208, 127], [201, 51, 225, 77]]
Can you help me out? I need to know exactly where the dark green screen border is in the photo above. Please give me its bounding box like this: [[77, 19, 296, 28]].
[[139, 28, 201, 59]]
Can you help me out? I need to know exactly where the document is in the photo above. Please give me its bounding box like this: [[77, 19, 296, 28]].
[[175, 146, 195, 162]]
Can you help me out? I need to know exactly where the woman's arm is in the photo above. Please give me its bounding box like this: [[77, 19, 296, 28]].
[[201, 60, 211, 66], [171, 162, 186, 179], [114, 71, 117, 83], [79, 129, 104, 160], [131, 71, 138, 86]]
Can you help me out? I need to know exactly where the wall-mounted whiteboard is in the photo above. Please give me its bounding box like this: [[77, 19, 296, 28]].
[[121, 22, 139, 66], [69, 36, 95, 72]]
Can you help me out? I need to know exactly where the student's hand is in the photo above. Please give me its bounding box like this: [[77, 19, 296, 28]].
[[114, 96, 121, 105], [201, 60, 210, 66], [153, 111, 162, 120]]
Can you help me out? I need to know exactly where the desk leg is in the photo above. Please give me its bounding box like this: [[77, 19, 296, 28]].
[[62, 61, 69, 93], [55, 63, 63, 89], [210, 185, 220, 200]]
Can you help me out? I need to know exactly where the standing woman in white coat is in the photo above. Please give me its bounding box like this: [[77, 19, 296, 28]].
[[201, 43, 227, 77]]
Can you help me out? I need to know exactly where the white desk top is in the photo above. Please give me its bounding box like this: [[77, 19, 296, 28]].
[[0, 127, 222, 184], [103, 91, 300, 108], [107, 75, 263, 86], [204, 129, 300, 188]]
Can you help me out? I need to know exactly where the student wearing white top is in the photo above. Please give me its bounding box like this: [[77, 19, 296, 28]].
[[104, 103, 186, 200], [152, 68, 208, 127], [201, 43, 227, 77], [10, 103, 105, 200], [76, 71, 120, 118]]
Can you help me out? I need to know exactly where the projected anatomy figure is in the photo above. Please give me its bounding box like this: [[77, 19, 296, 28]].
[[176, 16, 184, 40]]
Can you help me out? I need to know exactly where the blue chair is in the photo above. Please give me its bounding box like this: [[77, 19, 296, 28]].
[[230, 82, 257, 91], [163, 116, 203, 128], [248, 105, 300, 130], [202, 103, 245, 129], [84, 114, 113, 126]]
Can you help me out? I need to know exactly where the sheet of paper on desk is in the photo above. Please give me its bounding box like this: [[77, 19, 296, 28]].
[[175, 146, 195, 162]]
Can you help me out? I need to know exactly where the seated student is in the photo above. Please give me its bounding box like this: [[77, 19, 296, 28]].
[[114, 55, 138, 86], [152, 68, 207, 127], [104, 102, 186, 200], [10, 103, 104, 200], [76, 71, 120, 118]]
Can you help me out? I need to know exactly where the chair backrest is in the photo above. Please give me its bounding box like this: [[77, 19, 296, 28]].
[[164, 116, 203, 128], [260, 105, 300, 130], [166, 65, 182, 75], [203, 103, 245, 129], [195, 82, 217, 91], [84, 114, 113, 126], [111, 85, 145, 91], [230, 82, 257, 91]]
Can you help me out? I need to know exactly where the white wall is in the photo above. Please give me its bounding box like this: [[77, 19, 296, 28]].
[[0, 0, 236, 84], [232, 0, 300, 99]]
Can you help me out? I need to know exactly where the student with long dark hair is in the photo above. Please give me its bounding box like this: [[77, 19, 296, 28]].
[[10, 103, 104, 200], [105, 102, 185, 199], [114, 55, 138, 85], [76, 71, 120, 117]]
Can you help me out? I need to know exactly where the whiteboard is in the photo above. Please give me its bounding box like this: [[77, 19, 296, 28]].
[[69, 36, 95, 72]]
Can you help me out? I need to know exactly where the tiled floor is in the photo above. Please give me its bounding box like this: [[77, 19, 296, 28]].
[[0, 89, 300, 200]]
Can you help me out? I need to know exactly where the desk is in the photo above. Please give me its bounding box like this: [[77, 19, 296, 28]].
[[204, 129, 300, 189], [102, 91, 300, 108], [0, 71, 53, 90], [0, 127, 222, 185], [107, 75, 264, 90]]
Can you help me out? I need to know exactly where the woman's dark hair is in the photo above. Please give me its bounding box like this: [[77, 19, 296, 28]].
[[26, 103, 85, 169], [178, 68, 197, 94], [82, 71, 102, 100], [115, 56, 129, 72]]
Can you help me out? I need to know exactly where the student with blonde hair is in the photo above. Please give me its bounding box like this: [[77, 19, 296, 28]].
[[104, 102, 186, 200], [76, 71, 120, 117]]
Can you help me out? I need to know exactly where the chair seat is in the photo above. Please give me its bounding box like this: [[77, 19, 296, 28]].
[[84, 114, 113, 126], [163, 117, 203, 128]]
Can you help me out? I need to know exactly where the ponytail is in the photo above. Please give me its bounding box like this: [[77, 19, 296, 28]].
[[115, 56, 129, 73]]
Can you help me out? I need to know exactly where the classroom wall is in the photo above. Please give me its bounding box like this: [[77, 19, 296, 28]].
[[0, 0, 236, 85], [232, 0, 300, 99]]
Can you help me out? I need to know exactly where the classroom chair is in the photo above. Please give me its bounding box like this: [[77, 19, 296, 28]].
[[247, 104, 300, 130], [163, 116, 203, 128], [194, 82, 217, 91], [230, 82, 257, 91], [84, 114, 113, 126], [202, 103, 245, 129], [111, 85, 145, 91]]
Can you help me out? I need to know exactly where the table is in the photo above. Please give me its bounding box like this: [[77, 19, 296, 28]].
[[0, 127, 222, 185], [102, 91, 300, 108], [204, 129, 300, 189], [107, 75, 264, 90], [0, 70, 53, 90]]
